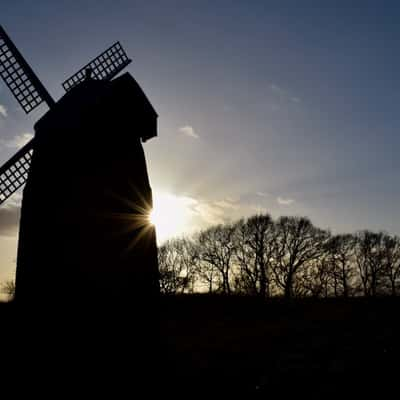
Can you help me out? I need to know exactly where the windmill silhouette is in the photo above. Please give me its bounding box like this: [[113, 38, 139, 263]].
[[0, 26, 159, 304]]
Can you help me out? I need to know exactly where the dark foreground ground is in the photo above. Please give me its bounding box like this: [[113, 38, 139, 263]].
[[1, 295, 399, 398]]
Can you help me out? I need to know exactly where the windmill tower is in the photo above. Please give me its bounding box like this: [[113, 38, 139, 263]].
[[0, 26, 159, 305]]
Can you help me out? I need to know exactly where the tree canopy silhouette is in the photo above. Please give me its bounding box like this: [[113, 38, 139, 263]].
[[157, 213, 400, 298]]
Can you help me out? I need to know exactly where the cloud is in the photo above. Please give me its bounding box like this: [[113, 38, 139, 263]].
[[277, 196, 295, 205], [192, 202, 227, 226], [151, 191, 239, 242], [0, 207, 20, 237], [214, 198, 240, 210], [256, 191, 270, 197], [0, 194, 21, 237], [270, 84, 286, 96], [4, 192, 22, 208], [250, 204, 268, 214], [0, 132, 33, 149], [189, 196, 259, 230], [179, 125, 199, 139], [270, 84, 301, 104], [153, 192, 242, 236], [0, 104, 7, 118]]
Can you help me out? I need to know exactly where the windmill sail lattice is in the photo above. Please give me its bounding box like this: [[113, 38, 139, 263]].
[[0, 25, 55, 206], [0, 140, 34, 205], [0, 26, 55, 113], [0, 27, 132, 207], [62, 42, 131, 91]]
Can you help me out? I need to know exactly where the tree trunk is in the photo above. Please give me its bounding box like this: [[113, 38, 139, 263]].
[[391, 279, 396, 296], [342, 264, 348, 298], [284, 271, 293, 299], [259, 264, 267, 298]]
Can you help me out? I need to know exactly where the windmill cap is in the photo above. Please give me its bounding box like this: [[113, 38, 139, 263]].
[[33, 72, 157, 143]]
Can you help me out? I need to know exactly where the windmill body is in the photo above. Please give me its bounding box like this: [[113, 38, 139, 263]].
[[0, 26, 159, 304]]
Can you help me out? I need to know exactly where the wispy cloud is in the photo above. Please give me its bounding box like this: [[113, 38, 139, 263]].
[[192, 202, 227, 226], [0, 104, 7, 118], [0, 193, 21, 237], [0, 132, 33, 149], [256, 191, 270, 197], [270, 83, 301, 104], [214, 198, 240, 210], [277, 196, 295, 205], [3, 192, 22, 208], [189, 196, 261, 229], [250, 204, 268, 214], [270, 84, 286, 96], [154, 192, 241, 235], [179, 125, 199, 139]]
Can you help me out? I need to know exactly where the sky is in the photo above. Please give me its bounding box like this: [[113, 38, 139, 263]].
[[1, 1, 400, 285]]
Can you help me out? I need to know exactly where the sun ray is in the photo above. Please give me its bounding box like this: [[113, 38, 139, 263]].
[[104, 186, 193, 250]]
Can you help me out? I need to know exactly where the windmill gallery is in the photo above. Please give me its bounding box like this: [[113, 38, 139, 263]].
[[0, 26, 160, 304]]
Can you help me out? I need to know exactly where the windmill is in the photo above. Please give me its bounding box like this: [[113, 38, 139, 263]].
[[0, 26, 159, 304]]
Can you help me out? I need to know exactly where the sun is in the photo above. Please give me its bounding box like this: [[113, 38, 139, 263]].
[[148, 191, 193, 243]]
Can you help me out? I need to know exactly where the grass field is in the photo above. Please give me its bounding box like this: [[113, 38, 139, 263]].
[[1, 295, 399, 397], [160, 295, 399, 397]]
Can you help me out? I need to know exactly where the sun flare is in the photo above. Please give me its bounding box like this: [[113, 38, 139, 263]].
[[149, 191, 194, 243]]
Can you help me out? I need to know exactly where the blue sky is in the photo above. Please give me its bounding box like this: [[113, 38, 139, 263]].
[[1, 1, 400, 283]]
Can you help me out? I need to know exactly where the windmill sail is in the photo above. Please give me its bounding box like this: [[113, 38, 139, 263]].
[[0, 26, 55, 206], [62, 42, 131, 91], [0, 140, 34, 205], [0, 25, 55, 113]]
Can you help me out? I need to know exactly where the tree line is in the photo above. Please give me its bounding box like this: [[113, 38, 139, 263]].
[[158, 214, 400, 298]]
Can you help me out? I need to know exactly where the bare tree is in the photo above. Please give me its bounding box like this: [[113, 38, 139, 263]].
[[154, 212, 400, 299], [234, 214, 276, 297], [1, 279, 16, 301], [195, 258, 219, 293], [295, 256, 332, 298], [325, 234, 357, 297], [198, 224, 236, 294], [234, 219, 259, 295], [272, 216, 330, 299], [354, 231, 386, 297], [381, 234, 400, 296], [173, 237, 199, 293], [158, 239, 192, 294]]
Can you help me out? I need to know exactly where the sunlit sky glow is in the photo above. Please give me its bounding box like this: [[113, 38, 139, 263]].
[[1, 1, 400, 286], [150, 191, 196, 243]]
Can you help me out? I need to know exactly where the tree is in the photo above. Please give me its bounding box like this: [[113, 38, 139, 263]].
[[295, 256, 332, 298], [354, 231, 386, 297], [195, 257, 219, 293], [198, 224, 236, 294], [158, 239, 192, 294], [234, 214, 276, 297], [380, 234, 400, 296], [325, 234, 357, 297], [173, 237, 199, 293], [153, 212, 399, 299], [272, 216, 330, 299], [1, 279, 16, 301]]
